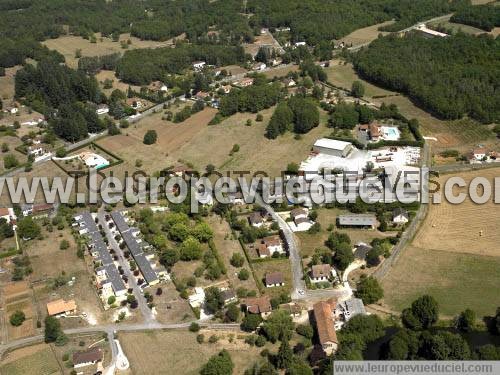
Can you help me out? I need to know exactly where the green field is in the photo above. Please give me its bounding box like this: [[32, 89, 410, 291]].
[[0, 348, 60, 375], [381, 246, 500, 318]]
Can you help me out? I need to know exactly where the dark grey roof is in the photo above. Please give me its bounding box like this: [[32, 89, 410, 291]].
[[111, 211, 158, 285], [75, 211, 99, 233], [122, 231, 143, 257], [338, 297, 366, 321], [354, 245, 371, 260], [96, 264, 126, 293], [338, 214, 377, 226], [111, 211, 129, 233], [134, 253, 158, 284], [221, 289, 236, 302], [392, 207, 409, 219]]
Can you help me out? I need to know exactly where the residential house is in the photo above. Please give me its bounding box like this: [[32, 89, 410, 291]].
[[192, 61, 206, 71], [353, 244, 371, 262], [369, 122, 382, 142], [46, 299, 77, 317], [195, 91, 210, 101], [22, 203, 54, 218], [311, 264, 332, 283], [221, 289, 237, 305], [248, 211, 264, 227], [252, 62, 266, 71], [258, 235, 284, 258], [148, 81, 168, 92], [283, 78, 296, 87], [313, 299, 338, 355], [265, 272, 284, 287], [280, 303, 302, 318], [0, 207, 13, 223], [221, 85, 232, 94], [73, 347, 103, 369], [228, 191, 245, 205], [337, 214, 377, 229], [290, 208, 313, 231], [96, 104, 109, 115], [189, 287, 206, 308], [392, 208, 409, 224], [234, 77, 254, 88], [471, 147, 488, 161], [243, 296, 272, 318]]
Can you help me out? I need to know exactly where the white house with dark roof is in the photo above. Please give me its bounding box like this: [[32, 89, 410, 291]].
[[392, 208, 409, 224]]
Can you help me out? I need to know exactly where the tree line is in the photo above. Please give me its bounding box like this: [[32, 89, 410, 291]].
[[450, 3, 500, 32], [353, 32, 500, 123], [116, 43, 248, 85], [247, 0, 468, 45]]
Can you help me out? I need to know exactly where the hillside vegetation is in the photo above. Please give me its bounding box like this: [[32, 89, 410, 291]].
[[450, 3, 500, 31], [353, 33, 500, 123]]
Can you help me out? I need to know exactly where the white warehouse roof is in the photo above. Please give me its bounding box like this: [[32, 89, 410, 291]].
[[314, 138, 352, 151]]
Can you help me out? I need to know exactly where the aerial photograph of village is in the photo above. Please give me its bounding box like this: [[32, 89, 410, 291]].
[[0, 0, 499, 374]]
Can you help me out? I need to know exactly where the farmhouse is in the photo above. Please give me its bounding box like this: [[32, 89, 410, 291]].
[[243, 296, 272, 318], [46, 299, 77, 317], [265, 272, 284, 287], [313, 299, 338, 355], [313, 138, 354, 158], [72, 347, 103, 369], [392, 208, 409, 224], [337, 214, 377, 229], [471, 147, 488, 161], [311, 264, 332, 283], [258, 235, 284, 258]]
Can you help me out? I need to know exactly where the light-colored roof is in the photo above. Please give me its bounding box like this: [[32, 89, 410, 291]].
[[338, 214, 377, 226], [47, 299, 76, 316], [314, 138, 352, 151], [0, 207, 10, 217], [313, 300, 338, 346]]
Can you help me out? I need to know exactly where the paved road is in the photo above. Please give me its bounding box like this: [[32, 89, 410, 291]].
[[258, 200, 306, 299], [97, 211, 156, 323], [373, 142, 431, 279], [0, 321, 240, 357]]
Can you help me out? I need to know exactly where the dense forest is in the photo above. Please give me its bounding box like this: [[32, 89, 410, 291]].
[[116, 43, 248, 85], [353, 33, 500, 123], [450, 3, 500, 32], [248, 0, 469, 44]]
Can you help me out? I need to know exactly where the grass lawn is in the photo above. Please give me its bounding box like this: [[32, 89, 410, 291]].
[[206, 215, 259, 293], [119, 329, 273, 375], [296, 208, 392, 258], [325, 60, 396, 98], [42, 32, 179, 69], [339, 20, 393, 46], [253, 258, 293, 298], [172, 107, 332, 176], [0, 345, 60, 375], [381, 246, 500, 318]]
